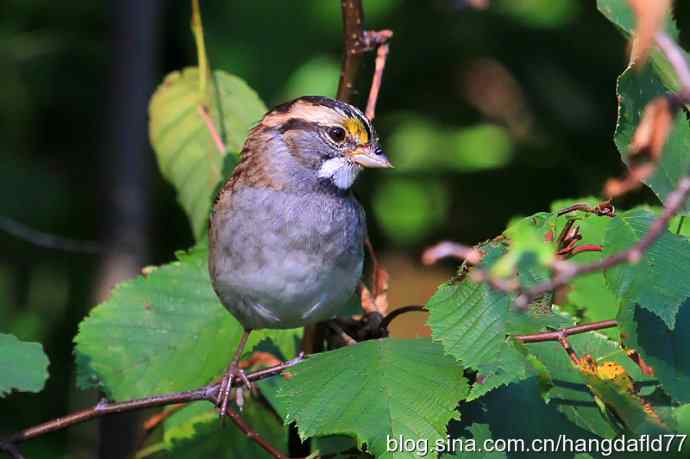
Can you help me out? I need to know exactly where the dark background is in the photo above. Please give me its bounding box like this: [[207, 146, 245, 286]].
[[1, 1, 688, 457]]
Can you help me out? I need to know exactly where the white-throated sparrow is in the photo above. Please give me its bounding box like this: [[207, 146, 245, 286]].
[[208, 96, 391, 414]]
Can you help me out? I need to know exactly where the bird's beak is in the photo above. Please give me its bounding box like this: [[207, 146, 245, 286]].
[[347, 145, 393, 169]]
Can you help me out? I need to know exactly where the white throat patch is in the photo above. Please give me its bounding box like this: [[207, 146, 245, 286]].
[[318, 157, 362, 190]]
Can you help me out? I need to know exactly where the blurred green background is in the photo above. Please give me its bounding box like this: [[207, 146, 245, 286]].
[[1, 0, 688, 457]]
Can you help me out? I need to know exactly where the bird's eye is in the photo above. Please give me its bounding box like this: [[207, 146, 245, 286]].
[[327, 126, 347, 143]]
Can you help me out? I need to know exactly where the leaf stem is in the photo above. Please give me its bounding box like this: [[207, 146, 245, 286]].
[[191, 0, 209, 97]]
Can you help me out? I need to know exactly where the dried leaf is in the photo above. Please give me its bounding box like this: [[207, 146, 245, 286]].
[[630, 96, 675, 160], [361, 237, 390, 315], [359, 282, 377, 314], [605, 96, 677, 198], [628, 0, 671, 65], [604, 162, 656, 198], [240, 351, 283, 370]]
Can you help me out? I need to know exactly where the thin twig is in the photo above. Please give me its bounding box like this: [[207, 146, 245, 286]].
[[422, 241, 483, 265], [556, 201, 615, 217], [514, 320, 619, 366], [222, 405, 289, 459], [558, 333, 580, 365], [0, 355, 304, 457], [0, 216, 105, 255], [514, 320, 618, 343], [380, 305, 428, 331], [0, 443, 24, 459], [655, 32, 690, 97], [365, 35, 393, 120]]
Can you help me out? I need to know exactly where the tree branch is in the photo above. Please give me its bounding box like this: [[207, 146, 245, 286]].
[[0, 216, 105, 255], [422, 241, 484, 265], [655, 32, 690, 97], [337, 0, 366, 103], [336, 0, 393, 109], [0, 355, 304, 458], [515, 320, 619, 365], [514, 320, 618, 343]]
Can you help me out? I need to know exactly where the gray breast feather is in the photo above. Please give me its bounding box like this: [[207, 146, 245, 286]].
[[209, 187, 365, 330]]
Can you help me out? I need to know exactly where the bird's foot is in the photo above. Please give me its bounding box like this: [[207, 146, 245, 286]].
[[217, 364, 252, 418]]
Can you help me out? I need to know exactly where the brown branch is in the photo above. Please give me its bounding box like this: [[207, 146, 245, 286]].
[[0, 355, 304, 458], [365, 35, 392, 120], [422, 241, 483, 265], [556, 201, 615, 217], [336, 0, 393, 109], [223, 405, 289, 459], [0, 443, 24, 459], [656, 32, 690, 97], [514, 320, 618, 343], [337, 0, 366, 102], [514, 320, 619, 365], [558, 334, 580, 365]]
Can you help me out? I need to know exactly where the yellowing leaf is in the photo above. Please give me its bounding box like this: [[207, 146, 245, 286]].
[[149, 68, 266, 238], [579, 355, 667, 434]]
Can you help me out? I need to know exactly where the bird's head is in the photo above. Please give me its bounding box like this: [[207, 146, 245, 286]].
[[249, 96, 392, 191]]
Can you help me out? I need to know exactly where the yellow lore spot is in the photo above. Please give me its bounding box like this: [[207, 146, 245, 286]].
[[344, 117, 369, 144]]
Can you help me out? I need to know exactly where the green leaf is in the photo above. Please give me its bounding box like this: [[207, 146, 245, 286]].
[[529, 332, 656, 438], [614, 65, 690, 215], [428, 240, 572, 398], [0, 333, 49, 397], [603, 208, 690, 329], [149, 67, 266, 238], [276, 338, 468, 459], [74, 245, 300, 400], [618, 301, 690, 404]]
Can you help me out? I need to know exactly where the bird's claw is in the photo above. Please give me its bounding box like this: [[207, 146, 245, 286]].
[[218, 365, 252, 419]]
